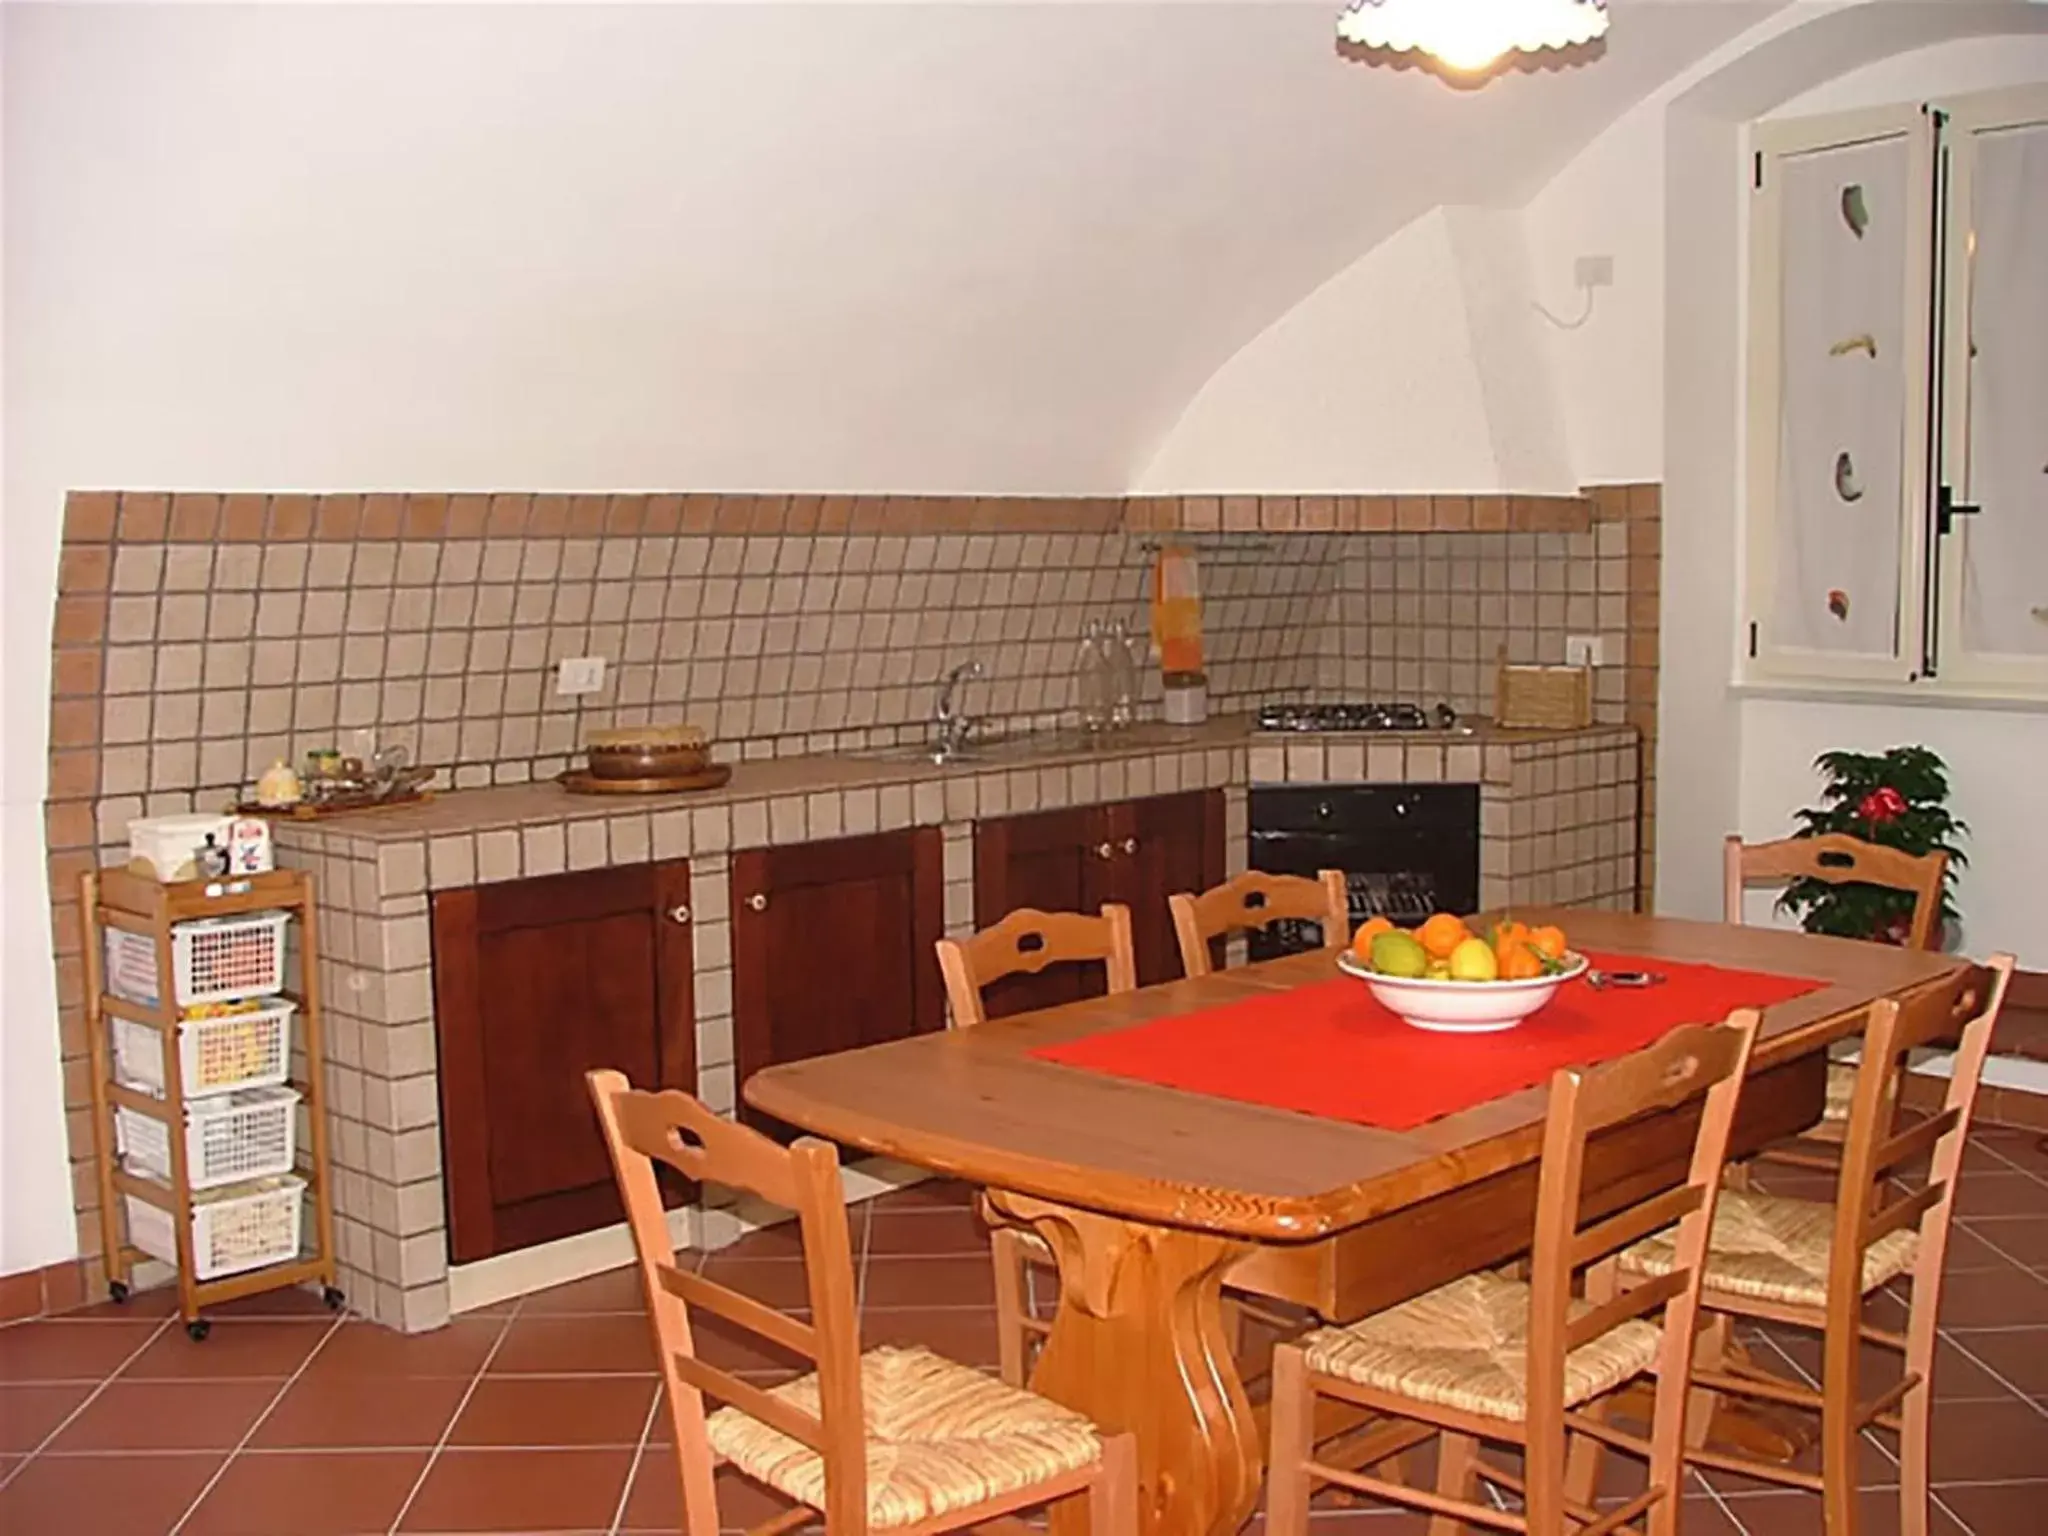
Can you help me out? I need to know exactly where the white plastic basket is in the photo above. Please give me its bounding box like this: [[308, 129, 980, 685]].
[[104, 912, 290, 1009], [118, 1086, 299, 1190], [112, 1000, 294, 1099], [127, 1175, 305, 1281]]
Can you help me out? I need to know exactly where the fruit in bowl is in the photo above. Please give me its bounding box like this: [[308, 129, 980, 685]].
[[1338, 913, 1586, 1033]]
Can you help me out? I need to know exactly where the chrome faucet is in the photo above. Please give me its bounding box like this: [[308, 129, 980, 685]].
[[932, 660, 985, 760]]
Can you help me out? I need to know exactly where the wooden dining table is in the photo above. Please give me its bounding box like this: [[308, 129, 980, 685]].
[[744, 909, 1971, 1536]]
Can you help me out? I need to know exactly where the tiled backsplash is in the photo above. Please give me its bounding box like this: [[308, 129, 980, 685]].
[[42, 484, 1660, 1273]]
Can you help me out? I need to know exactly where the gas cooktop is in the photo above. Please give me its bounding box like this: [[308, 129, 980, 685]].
[[1254, 701, 1464, 733]]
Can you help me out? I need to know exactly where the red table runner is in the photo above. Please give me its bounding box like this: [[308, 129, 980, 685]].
[[1029, 951, 1825, 1132]]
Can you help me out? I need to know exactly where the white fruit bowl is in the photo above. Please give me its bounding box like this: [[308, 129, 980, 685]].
[[1335, 950, 1589, 1034]]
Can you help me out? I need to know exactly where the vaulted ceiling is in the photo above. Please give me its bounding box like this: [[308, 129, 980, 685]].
[[9, 2, 1778, 491]]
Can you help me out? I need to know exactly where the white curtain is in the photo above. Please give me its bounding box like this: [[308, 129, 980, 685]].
[[1772, 136, 1910, 658], [1961, 120, 2048, 660]]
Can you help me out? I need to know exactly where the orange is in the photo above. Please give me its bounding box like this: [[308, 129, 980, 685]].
[[1415, 912, 1472, 962], [1528, 925, 1568, 961], [1350, 915, 1394, 959], [1497, 943, 1546, 981], [1489, 918, 1530, 958]]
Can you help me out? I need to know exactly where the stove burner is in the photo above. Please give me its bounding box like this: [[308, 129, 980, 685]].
[[1254, 701, 1460, 733]]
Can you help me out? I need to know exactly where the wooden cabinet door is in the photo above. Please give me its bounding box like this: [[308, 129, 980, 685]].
[[971, 803, 1107, 1019], [732, 828, 943, 1138], [1104, 790, 1228, 985], [433, 860, 695, 1265]]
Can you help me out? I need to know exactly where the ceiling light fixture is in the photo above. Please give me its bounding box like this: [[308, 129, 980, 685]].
[[1337, 0, 1610, 77]]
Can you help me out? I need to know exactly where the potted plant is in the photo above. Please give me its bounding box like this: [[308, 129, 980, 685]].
[[1778, 746, 1967, 946]]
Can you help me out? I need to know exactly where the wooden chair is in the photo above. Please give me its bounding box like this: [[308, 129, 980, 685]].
[[1168, 869, 1351, 978], [1725, 832, 1951, 1145], [935, 904, 1136, 1028], [935, 905, 1136, 1386], [1724, 833, 1949, 951], [586, 1070, 1139, 1536], [1613, 955, 2014, 1536], [1265, 1011, 1760, 1536]]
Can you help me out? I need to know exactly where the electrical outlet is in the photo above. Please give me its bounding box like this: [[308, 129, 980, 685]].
[[555, 656, 606, 696], [1574, 254, 1615, 289], [1565, 634, 1601, 668]]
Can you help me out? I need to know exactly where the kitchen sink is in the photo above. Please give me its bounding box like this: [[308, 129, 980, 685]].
[[843, 728, 1105, 767]]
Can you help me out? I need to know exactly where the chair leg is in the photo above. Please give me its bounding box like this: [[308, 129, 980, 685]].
[[1265, 1344, 1315, 1536], [990, 1227, 1033, 1389], [1820, 1376, 1861, 1536], [1087, 1431, 1140, 1536], [1429, 1432, 1479, 1536], [1685, 1313, 1732, 1452]]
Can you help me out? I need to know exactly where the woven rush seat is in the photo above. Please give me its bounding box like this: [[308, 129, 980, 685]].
[[1618, 1188, 1918, 1307], [1298, 1272, 1660, 1421], [707, 1346, 1102, 1529]]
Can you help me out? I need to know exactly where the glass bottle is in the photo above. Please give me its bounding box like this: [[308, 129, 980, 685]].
[[1077, 620, 1112, 733], [1106, 617, 1138, 730]]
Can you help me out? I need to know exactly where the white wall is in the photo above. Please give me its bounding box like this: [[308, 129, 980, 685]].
[[1521, 7, 2048, 965]]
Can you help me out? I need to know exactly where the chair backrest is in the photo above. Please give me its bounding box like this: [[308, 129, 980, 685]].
[[1167, 869, 1351, 978], [1723, 832, 1949, 950], [935, 905, 1136, 1027], [587, 1070, 867, 1536], [1825, 956, 2014, 1390], [1522, 1011, 1760, 1532]]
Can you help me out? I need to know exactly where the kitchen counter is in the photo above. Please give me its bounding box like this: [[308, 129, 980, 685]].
[[270, 713, 1625, 847], [269, 710, 1639, 1334]]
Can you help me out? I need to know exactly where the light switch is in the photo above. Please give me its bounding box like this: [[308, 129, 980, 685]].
[[555, 656, 606, 696]]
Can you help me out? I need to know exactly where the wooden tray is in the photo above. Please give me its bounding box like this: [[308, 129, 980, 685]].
[[237, 789, 434, 820], [556, 765, 733, 796]]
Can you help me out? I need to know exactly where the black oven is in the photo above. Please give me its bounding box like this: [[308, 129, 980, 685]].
[[1247, 784, 1480, 959]]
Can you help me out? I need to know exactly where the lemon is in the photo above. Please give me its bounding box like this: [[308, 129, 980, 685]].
[[1368, 930, 1430, 978], [1448, 937, 1500, 982]]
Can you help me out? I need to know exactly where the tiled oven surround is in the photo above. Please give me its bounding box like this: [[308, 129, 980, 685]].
[[235, 720, 1630, 1332], [40, 484, 1662, 1314]]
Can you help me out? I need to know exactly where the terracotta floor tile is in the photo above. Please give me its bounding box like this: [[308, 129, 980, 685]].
[[1762, 1327, 2013, 1402], [1927, 1266, 2048, 1328], [1720, 1486, 1969, 1536], [1936, 1475, 2048, 1534], [861, 1307, 1003, 1370], [0, 1450, 223, 1535], [715, 1224, 808, 1262], [250, 1371, 471, 1449], [447, 1374, 655, 1447], [519, 1266, 655, 1315], [397, 1446, 635, 1532], [688, 1312, 810, 1378], [1953, 1171, 2048, 1219], [122, 1318, 335, 1379], [0, 1318, 162, 1382], [1945, 1325, 2048, 1396], [47, 1378, 281, 1451], [620, 1455, 807, 1532], [1927, 1395, 2048, 1483], [1961, 1215, 2048, 1269], [0, 1381, 94, 1453], [180, 1449, 429, 1536], [63, 1284, 182, 1321], [488, 1313, 659, 1376], [1940, 1221, 2027, 1273], [300, 1316, 504, 1379], [866, 1205, 995, 1256], [862, 1254, 997, 1309], [695, 1255, 816, 1310]]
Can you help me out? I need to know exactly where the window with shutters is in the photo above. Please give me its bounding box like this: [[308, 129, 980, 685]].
[[1743, 86, 2048, 700]]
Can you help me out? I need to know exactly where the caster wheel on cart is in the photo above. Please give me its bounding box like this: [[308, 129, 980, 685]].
[[107, 1281, 130, 1305], [186, 1319, 212, 1342], [322, 1286, 346, 1312]]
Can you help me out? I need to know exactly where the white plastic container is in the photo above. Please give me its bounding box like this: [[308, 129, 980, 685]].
[[128, 1175, 305, 1281], [104, 912, 290, 1009], [127, 813, 233, 882], [112, 1000, 295, 1099], [118, 1085, 300, 1190]]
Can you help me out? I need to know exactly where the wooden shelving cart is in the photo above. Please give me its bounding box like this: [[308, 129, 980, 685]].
[[80, 866, 341, 1339]]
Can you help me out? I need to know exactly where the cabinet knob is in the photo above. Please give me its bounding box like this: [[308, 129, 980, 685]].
[[1121, 837, 1138, 855], [1095, 842, 1114, 861], [668, 905, 691, 925], [746, 892, 769, 912]]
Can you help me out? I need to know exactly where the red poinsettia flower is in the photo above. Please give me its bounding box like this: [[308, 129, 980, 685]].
[[1857, 785, 1909, 825]]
